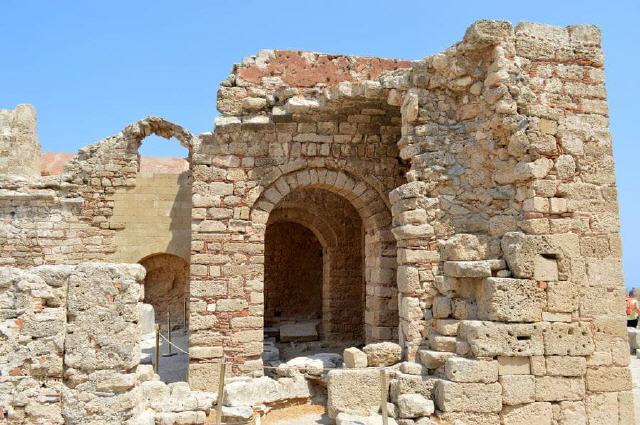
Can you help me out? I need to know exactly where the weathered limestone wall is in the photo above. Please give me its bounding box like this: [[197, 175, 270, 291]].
[[187, 52, 408, 386], [111, 172, 191, 263], [386, 20, 633, 424], [0, 104, 40, 178], [265, 221, 323, 324], [0, 263, 145, 424]]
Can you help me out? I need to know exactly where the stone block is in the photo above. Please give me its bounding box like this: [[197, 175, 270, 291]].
[[434, 381, 502, 413], [327, 369, 383, 418], [478, 277, 545, 322], [390, 373, 439, 402], [344, 347, 367, 368], [433, 296, 451, 319], [497, 356, 530, 375], [363, 342, 402, 367], [279, 322, 318, 342], [534, 256, 558, 281], [416, 350, 456, 369], [556, 401, 587, 425], [501, 402, 553, 425], [444, 357, 498, 383], [545, 356, 586, 376], [500, 375, 535, 405], [439, 234, 488, 261], [458, 321, 545, 357], [586, 392, 619, 425], [434, 319, 459, 336], [396, 393, 435, 419], [585, 366, 632, 392], [543, 322, 594, 356], [535, 376, 585, 401], [443, 261, 491, 278]]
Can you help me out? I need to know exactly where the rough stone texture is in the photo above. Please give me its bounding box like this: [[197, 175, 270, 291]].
[[327, 369, 384, 418], [363, 342, 402, 366], [0, 18, 635, 425], [396, 393, 435, 418], [0, 105, 40, 177], [344, 347, 368, 368]]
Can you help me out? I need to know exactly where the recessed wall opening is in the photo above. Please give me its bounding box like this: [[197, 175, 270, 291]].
[[263, 187, 366, 361]]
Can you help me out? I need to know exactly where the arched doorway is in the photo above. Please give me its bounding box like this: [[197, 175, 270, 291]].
[[263, 185, 375, 360]]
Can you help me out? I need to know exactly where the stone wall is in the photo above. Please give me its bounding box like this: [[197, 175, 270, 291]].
[[265, 221, 323, 324], [0, 104, 40, 178], [111, 172, 191, 263], [0, 263, 145, 424]]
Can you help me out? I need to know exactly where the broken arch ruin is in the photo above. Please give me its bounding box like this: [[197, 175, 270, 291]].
[[0, 20, 636, 424]]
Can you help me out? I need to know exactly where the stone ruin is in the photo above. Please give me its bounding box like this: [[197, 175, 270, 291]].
[[0, 19, 635, 424]]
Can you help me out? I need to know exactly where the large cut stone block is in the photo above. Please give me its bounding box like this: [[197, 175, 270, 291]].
[[434, 380, 502, 413], [478, 277, 545, 322], [535, 376, 585, 401], [443, 261, 492, 278], [327, 369, 383, 418], [389, 372, 440, 402], [500, 375, 535, 405], [458, 321, 545, 357], [444, 357, 498, 383], [363, 342, 402, 367], [279, 321, 318, 342], [501, 402, 552, 425], [585, 366, 632, 392], [542, 322, 594, 356]]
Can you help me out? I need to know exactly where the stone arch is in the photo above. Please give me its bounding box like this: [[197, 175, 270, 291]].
[[139, 252, 190, 328], [253, 167, 392, 230], [254, 168, 398, 344], [267, 208, 339, 249], [120, 116, 198, 160]]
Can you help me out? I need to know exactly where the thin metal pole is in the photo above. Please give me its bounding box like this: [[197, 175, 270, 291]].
[[167, 312, 172, 355], [154, 324, 160, 373], [183, 297, 188, 329], [216, 362, 226, 425], [380, 368, 389, 425]]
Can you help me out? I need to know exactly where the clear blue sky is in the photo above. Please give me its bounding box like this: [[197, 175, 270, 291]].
[[2, 1, 639, 288]]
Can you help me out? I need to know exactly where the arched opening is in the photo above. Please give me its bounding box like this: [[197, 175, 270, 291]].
[[263, 187, 368, 360], [140, 253, 190, 326], [139, 252, 190, 383]]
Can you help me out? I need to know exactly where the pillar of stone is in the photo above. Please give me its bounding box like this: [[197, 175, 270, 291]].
[[0, 104, 41, 178]]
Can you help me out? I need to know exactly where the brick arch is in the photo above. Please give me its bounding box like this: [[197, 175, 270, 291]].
[[253, 168, 398, 344], [267, 208, 339, 249], [253, 167, 392, 231]]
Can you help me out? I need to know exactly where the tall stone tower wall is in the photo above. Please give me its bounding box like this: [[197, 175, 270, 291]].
[[0, 104, 41, 178]]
